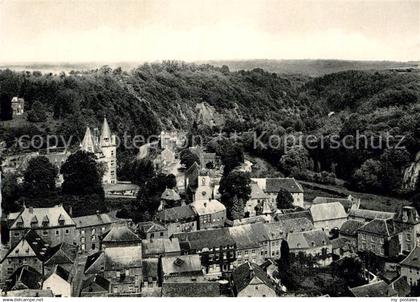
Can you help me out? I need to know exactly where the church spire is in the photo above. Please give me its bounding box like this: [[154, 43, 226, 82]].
[[81, 127, 96, 153], [100, 117, 112, 146]]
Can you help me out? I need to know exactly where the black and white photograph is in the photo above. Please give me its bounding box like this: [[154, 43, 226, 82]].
[[0, 0, 419, 298]]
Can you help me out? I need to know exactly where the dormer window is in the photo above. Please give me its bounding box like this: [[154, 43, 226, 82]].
[[58, 214, 65, 226], [31, 216, 38, 227], [42, 215, 49, 227]]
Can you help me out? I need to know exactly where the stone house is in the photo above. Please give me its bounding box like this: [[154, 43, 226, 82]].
[[245, 182, 271, 217], [138, 222, 168, 240], [357, 218, 402, 257], [172, 228, 236, 276], [191, 199, 226, 230], [156, 205, 197, 236], [393, 206, 420, 253], [232, 262, 277, 297], [229, 224, 266, 267], [142, 238, 181, 258], [161, 254, 203, 281], [251, 178, 304, 208], [9, 205, 76, 247], [3, 265, 42, 293], [80, 275, 110, 297], [400, 246, 420, 287], [287, 229, 332, 266], [74, 212, 114, 253], [310, 202, 347, 232]]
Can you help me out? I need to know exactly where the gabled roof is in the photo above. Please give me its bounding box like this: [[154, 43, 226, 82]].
[[161, 188, 181, 201], [348, 209, 395, 221], [232, 262, 276, 293], [162, 281, 220, 297], [358, 219, 402, 237], [101, 224, 141, 244], [44, 242, 78, 266], [265, 178, 303, 193], [312, 196, 354, 212], [74, 213, 114, 228], [161, 254, 202, 276], [340, 220, 365, 236], [156, 205, 196, 223], [142, 238, 181, 256], [1, 230, 54, 263], [10, 205, 75, 229], [264, 218, 314, 240], [172, 228, 235, 251], [287, 229, 330, 249], [84, 251, 105, 274], [45, 265, 71, 283], [250, 182, 269, 199], [232, 215, 271, 226], [400, 246, 420, 268], [81, 275, 110, 293], [104, 246, 142, 270], [138, 221, 167, 233], [191, 199, 226, 216], [350, 281, 397, 297], [5, 265, 43, 291], [310, 202, 347, 222]]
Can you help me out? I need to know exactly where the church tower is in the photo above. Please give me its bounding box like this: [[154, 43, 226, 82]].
[[99, 117, 117, 184]]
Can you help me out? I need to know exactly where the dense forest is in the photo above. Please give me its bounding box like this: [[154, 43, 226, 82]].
[[0, 62, 419, 198]]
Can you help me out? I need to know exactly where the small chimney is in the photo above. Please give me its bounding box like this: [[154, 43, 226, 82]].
[[204, 202, 207, 207], [29, 207, 34, 214], [69, 206, 73, 217], [96, 210, 100, 216]]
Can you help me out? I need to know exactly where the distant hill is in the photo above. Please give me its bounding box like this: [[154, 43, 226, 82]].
[[202, 59, 419, 77], [1, 59, 418, 77]]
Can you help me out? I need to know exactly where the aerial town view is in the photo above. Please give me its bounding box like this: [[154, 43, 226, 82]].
[[0, 0, 419, 299]]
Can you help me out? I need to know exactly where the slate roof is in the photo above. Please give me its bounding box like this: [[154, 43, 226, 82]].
[[389, 276, 410, 297], [172, 228, 235, 251], [228, 224, 264, 249], [232, 262, 277, 293], [275, 210, 313, 222], [46, 265, 71, 283], [142, 258, 159, 280], [104, 246, 142, 270], [5, 265, 43, 291], [142, 238, 181, 256], [192, 199, 226, 216], [156, 205, 196, 222], [162, 281, 220, 297], [1, 230, 54, 263], [81, 275, 110, 293], [287, 229, 331, 249], [138, 221, 167, 234], [400, 246, 420, 268], [348, 209, 395, 221], [101, 224, 141, 244], [84, 251, 104, 274], [44, 242, 78, 266], [161, 254, 203, 276], [358, 219, 402, 237], [274, 218, 314, 235], [310, 202, 347, 222], [10, 205, 75, 229], [350, 281, 397, 297], [232, 215, 271, 226], [340, 220, 365, 237], [74, 213, 114, 228], [265, 178, 303, 193]]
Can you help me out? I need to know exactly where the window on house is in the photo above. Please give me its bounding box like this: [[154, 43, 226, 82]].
[[65, 229, 69, 234], [92, 228, 96, 235]]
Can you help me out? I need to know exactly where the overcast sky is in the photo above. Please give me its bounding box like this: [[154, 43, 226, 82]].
[[0, 0, 418, 62]]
